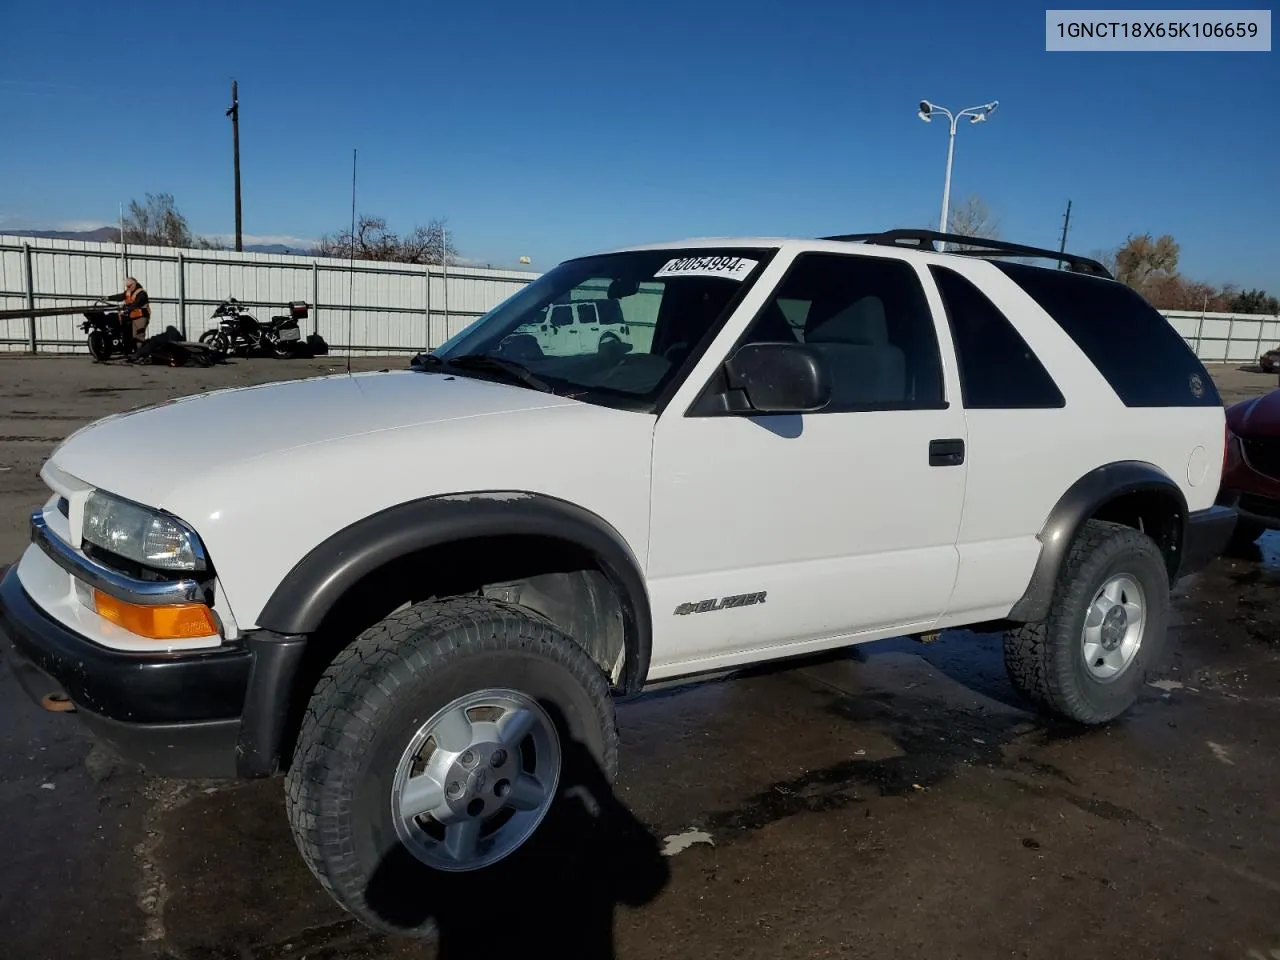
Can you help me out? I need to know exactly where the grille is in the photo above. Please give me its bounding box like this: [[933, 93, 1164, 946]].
[[1242, 438, 1280, 481]]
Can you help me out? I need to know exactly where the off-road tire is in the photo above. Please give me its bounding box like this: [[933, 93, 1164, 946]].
[[1003, 519, 1170, 725], [283, 596, 619, 938]]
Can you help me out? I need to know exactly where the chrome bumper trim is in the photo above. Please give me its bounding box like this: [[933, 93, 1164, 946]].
[[30, 510, 203, 605]]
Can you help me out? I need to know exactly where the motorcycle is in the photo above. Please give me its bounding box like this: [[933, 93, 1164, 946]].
[[80, 299, 134, 361], [198, 297, 309, 359]]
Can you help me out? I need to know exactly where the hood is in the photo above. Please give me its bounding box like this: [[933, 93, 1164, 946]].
[[1229, 389, 1280, 437], [47, 370, 578, 505]]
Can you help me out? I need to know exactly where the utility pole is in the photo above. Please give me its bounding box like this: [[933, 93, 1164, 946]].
[[1058, 199, 1072, 269], [226, 80, 242, 252]]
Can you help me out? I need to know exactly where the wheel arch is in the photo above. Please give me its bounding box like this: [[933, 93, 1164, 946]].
[[1007, 461, 1189, 623], [256, 491, 653, 696]]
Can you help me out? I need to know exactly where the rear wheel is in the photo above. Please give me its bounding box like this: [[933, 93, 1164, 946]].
[[1004, 520, 1170, 725], [86, 330, 113, 362], [284, 597, 619, 938]]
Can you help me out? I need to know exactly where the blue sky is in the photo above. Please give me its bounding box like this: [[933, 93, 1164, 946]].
[[2, 0, 1276, 287]]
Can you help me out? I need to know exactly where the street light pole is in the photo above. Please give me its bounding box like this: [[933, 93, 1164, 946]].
[[939, 118, 957, 238], [917, 99, 998, 252]]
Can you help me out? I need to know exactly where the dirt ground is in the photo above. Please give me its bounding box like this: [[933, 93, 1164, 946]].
[[1, 355, 1278, 960]]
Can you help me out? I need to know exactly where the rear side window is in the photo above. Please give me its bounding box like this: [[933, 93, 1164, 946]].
[[994, 262, 1221, 407], [929, 266, 1064, 409]]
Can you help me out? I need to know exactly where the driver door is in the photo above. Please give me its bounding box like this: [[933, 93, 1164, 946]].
[[644, 251, 967, 675]]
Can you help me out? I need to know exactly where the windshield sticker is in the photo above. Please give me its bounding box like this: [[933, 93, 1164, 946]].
[[654, 256, 758, 281]]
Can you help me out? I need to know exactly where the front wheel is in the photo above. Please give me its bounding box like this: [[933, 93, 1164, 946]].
[[199, 330, 229, 360], [284, 597, 619, 938], [1004, 520, 1170, 725]]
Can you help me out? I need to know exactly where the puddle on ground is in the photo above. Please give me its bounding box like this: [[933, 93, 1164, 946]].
[[1258, 530, 1280, 571], [870, 629, 1015, 707]]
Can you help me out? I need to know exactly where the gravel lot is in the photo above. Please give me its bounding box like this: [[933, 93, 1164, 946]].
[[1, 355, 1278, 960]]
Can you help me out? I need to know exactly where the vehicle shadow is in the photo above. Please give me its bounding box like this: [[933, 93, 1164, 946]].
[[362, 715, 670, 960]]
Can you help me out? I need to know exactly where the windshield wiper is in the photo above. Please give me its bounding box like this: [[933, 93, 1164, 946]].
[[413, 351, 553, 393]]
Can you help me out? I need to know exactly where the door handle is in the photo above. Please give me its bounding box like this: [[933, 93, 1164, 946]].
[[929, 438, 965, 467]]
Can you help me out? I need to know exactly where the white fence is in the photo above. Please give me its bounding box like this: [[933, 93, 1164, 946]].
[[3, 234, 1277, 364], [1164, 310, 1280, 363], [0, 234, 539, 355]]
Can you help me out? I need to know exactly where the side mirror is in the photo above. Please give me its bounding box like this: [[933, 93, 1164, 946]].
[[723, 342, 830, 413]]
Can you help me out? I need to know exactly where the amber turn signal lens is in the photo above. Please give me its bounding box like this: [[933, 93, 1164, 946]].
[[93, 591, 217, 640]]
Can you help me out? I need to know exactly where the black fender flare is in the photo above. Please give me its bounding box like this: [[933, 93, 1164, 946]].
[[256, 491, 652, 694], [1007, 461, 1188, 623]]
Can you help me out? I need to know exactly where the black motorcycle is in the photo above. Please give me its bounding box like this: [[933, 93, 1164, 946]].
[[198, 297, 309, 359], [80, 300, 133, 361]]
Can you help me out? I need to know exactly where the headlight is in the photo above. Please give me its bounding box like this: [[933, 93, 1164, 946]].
[[81, 490, 207, 573]]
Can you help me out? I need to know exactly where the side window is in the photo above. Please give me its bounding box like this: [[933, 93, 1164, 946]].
[[929, 266, 1065, 409], [576, 302, 599, 326], [993, 262, 1221, 407], [740, 253, 945, 411]]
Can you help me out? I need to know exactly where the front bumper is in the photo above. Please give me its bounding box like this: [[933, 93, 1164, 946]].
[[1216, 489, 1280, 531], [1, 564, 305, 778], [1217, 431, 1280, 532]]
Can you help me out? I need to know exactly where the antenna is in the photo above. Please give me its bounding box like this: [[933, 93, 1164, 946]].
[[346, 148, 357, 376]]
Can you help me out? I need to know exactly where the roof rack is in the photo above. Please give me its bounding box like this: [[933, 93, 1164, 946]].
[[819, 228, 1113, 279]]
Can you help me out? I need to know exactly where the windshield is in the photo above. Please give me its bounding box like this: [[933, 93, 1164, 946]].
[[428, 248, 775, 410]]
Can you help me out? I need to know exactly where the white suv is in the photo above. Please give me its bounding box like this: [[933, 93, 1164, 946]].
[[521, 295, 640, 357], [1, 228, 1237, 937]]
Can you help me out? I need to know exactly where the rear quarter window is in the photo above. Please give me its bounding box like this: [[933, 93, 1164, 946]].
[[993, 262, 1221, 408]]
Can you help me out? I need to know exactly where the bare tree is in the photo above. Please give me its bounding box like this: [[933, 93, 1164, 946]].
[[317, 214, 458, 265], [1088, 248, 1119, 277], [122, 192, 194, 247], [923, 195, 1002, 253], [1091, 231, 1273, 314], [945, 194, 1001, 241], [1113, 233, 1179, 289]]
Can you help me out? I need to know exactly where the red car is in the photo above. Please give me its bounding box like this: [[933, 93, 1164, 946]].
[[1218, 387, 1280, 544]]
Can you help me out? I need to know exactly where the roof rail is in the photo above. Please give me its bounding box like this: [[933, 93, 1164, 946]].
[[819, 228, 1113, 279]]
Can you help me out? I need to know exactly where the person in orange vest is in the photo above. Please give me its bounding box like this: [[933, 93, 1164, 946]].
[[106, 277, 151, 351]]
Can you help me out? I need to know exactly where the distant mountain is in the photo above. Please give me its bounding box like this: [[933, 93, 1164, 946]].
[[13, 226, 122, 242], [243, 243, 319, 255], [3, 227, 316, 256]]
